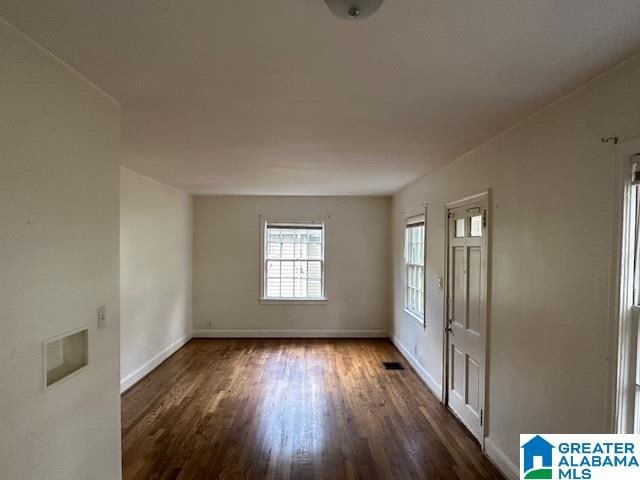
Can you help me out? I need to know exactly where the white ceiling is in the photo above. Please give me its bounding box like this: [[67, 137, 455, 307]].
[[2, 1, 640, 195]]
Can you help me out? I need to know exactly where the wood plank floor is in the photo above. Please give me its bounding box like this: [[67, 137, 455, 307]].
[[122, 339, 504, 480]]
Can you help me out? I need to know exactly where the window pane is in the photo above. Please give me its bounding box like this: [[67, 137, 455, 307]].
[[307, 243, 322, 259], [281, 261, 294, 278], [281, 242, 295, 259], [406, 224, 425, 266], [470, 215, 482, 237], [281, 278, 294, 297], [295, 261, 306, 278], [308, 261, 322, 279], [266, 278, 280, 297], [268, 229, 281, 242], [308, 280, 322, 298], [282, 230, 295, 242], [268, 243, 281, 258], [455, 218, 465, 237], [267, 260, 281, 277], [294, 277, 306, 297]]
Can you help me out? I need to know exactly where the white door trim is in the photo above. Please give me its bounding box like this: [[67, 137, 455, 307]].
[[443, 190, 491, 447]]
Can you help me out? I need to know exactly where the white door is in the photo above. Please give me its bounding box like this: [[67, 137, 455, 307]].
[[446, 197, 488, 441]]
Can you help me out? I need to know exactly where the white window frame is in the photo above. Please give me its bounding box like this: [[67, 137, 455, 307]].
[[404, 215, 426, 325], [260, 219, 327, 304], [614, 135, 640, 434]]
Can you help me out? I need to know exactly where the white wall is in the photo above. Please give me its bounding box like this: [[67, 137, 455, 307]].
[[120, 168, 193, 391], [0, 18, 121, 480], [193, 196, 390, 336], [391, 52, 640, 478]]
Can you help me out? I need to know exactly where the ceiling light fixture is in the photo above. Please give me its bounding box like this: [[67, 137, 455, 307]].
[[324, 0, 383, 20]]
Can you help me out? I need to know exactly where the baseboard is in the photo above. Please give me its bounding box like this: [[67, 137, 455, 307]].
[[390, 334, 443, 401], [120, 334, 192, 393], [118, 329, 518, 480], [484, 437, 519, 480], [391, 335, 518, 480], [192, 329, 388, 338]]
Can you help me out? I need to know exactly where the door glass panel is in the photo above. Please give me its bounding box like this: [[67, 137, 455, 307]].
[[455, 218, 465, 238], [470, 215, 483, 237]]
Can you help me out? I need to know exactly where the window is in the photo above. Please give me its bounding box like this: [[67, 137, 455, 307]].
[[615, 148, 640, 434], [263, 222, 325, 300], [405, 217, 425, 321], [631, 172, 640, 433]]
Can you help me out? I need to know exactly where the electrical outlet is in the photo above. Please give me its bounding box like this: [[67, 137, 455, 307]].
[[97, 305, 106, 329]]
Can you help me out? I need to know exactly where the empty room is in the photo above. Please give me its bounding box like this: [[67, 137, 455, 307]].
[[2, 1, 640, 480]]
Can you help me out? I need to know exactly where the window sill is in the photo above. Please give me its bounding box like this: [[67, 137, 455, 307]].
[[404, 308, 425, 327], [260, 298, 328, 305]]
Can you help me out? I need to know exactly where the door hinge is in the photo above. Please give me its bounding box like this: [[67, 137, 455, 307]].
[[482, 210, 487, 227], [480, 409, 484, 426], [448, 211, 453, 219]]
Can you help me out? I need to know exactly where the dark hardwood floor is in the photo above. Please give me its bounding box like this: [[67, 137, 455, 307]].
[[122, 339, 504, 480]]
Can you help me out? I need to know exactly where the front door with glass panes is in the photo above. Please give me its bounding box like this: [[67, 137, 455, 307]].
[[446, 196, 488, 442]]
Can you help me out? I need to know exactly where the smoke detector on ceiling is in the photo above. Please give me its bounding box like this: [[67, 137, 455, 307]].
[[324, 0, 384, 20]]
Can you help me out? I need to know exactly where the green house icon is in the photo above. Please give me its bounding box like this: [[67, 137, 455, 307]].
[[521, 435, 554, 479]]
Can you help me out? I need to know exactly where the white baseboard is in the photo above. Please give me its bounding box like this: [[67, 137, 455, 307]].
[[390, 334, 443, 401], [391, 334, 518, 480], [484, 437, 519, 480], [118, 329, 518, 480], [120, 334, 192, 393], [192, 329, 388, 338]]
